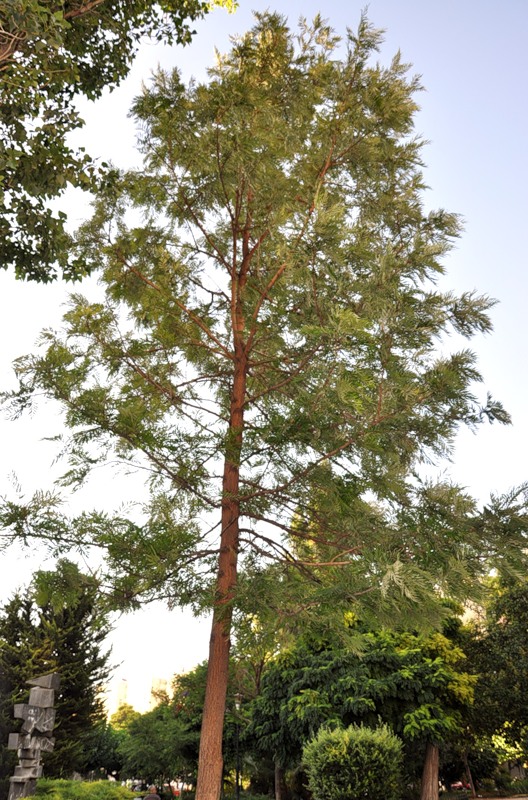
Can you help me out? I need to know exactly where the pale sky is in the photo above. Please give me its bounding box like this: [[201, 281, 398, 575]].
[[0, 1, 527, 712]]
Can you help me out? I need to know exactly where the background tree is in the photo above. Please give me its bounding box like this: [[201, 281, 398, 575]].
[[83, 721, 126, 781], [2, 12, 527, 800], [169, 661, 248, 789], [0, 559, 111, 783], [118, 701, 194, 786], [0, 0, 233, 281], [248, 626, 474, 800], [463, 580, 528, 754], [110, 703, 141, 732]]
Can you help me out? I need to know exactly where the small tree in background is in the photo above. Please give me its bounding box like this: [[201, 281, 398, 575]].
[[303, 724, 403, 800], [118, 702, 194, 787]]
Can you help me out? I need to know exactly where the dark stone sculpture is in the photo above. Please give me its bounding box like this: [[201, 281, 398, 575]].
[[7, 673, 60, 800]]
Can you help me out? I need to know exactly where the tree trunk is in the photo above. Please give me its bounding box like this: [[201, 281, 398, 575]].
[[420, 741, 439, 800], [275, 762, 288, 800], [462, 750, 477, 798], [195, 350, 247, 800], [195, 605, 233, 800]]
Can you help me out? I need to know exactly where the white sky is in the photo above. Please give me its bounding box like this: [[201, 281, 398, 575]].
[[0, 0, 527, 712]]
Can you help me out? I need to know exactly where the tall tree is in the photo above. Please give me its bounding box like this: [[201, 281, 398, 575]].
[[0, 560, 111, 779], [0, 0, 233, 281], [463, 579, 528, 748], [2, 13, 527, 800]]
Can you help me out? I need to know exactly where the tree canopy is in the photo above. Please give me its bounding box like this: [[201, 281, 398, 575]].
[[463, 580, 528, 748], [249, 629, 473, 772], [2, 12, 527, 800]]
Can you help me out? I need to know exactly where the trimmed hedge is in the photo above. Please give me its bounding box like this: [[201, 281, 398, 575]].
[[303, 724, 403, 800], [35, 780, 135, 800]]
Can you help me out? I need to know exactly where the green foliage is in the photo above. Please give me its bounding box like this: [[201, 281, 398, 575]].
[[496, 777, 528, 796], [303, 724, 403, 800], [0, 0, 233, 280], [110, 703, 141, 732], [440, 738, 499, 787], [493, 770, 514, 797], [463, 580, 528, 746], [117, 701, 195, 784], [83, 722, 126, 778], [35, 779, 134, 800], [172, 663, 209, 737], [248, 629, 474, 770]]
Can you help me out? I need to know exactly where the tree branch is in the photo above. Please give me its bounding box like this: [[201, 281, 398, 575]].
[[64, 0, 108, 20]]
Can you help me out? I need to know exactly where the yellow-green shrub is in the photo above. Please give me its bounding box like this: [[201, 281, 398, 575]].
[[35, 779, 135, 800], [303, 725, 403, 800]]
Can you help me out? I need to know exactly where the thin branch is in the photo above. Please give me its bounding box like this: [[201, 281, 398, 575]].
[[64, 0, 107, 20], [245, 139, 338, 353], [180, 190, 232, 271], [215, 123, 236, 226], [123, 262, 234, 360], [246, 345, 322, 406]]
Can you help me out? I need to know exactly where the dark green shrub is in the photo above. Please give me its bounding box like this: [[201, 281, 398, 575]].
[[494, 771, 514, 797], [303, 724, 403, 800], [508, 778, 528, 795], [35, 779, 135, 800], [478, 778, 496, 795]]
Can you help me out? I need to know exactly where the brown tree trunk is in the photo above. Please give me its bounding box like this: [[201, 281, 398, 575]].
[[462, 750, 477, 798], [195, 349, 247, 800], [195, 604, 233, 800], [275, 762, 287, 800], [420, 741, 440, 800]]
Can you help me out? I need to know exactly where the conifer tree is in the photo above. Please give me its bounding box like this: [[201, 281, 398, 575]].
[[2, 13, 527, 800]]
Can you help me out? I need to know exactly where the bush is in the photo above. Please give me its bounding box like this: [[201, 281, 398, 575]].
[[494, 771, 514, 797], [478, 778, 496, 795], [303, 724, 403, 800], [35, 779, 135, 800], [508, 779, 528, 795]]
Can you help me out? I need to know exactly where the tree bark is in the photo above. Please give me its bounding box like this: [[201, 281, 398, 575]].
[[420, 741, 440, 800], [275, 762, 287, 800], [195, 349, 247, 800], [462, 750, 477, 798]]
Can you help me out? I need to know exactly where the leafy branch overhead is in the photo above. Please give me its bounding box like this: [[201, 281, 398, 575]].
[[0, 0, 234, 281]]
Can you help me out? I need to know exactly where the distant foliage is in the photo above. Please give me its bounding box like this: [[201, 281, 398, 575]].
[[117, 702, 195, 785], [303, 724, 403, 800]]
